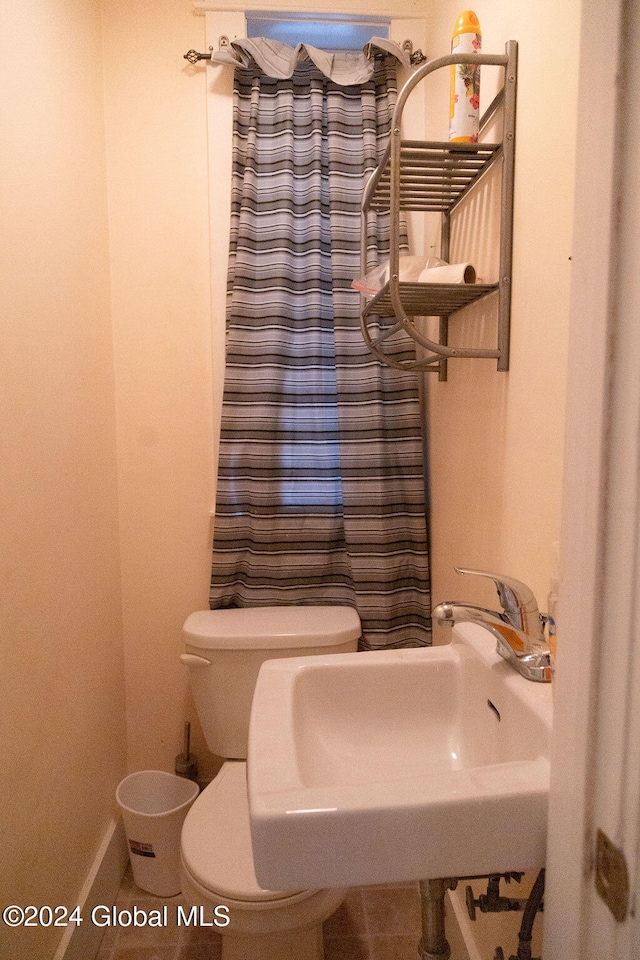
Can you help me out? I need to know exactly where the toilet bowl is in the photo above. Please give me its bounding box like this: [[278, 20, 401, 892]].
[[179, 605, 361, 960], [180, 761, 345, 960]]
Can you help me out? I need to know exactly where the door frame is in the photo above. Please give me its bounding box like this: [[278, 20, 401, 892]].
[[544, 0, 640, 955]]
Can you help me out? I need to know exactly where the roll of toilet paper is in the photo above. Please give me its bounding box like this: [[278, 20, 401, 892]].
[[418, 262, 476, 284]]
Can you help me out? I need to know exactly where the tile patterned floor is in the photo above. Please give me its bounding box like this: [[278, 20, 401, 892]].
[[95, 869, 425, 960]]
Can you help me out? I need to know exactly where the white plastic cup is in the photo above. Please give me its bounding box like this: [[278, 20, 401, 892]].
[[116, 770, 199, 896]]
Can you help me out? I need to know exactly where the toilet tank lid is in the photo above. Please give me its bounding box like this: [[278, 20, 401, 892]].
[[182, 606, 361, 650]]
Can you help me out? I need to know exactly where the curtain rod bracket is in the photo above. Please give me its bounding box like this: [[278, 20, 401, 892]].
[[403, 40, 427, 65]]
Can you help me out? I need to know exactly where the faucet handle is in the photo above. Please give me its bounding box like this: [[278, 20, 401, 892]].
[[454, 567, 543, 640]]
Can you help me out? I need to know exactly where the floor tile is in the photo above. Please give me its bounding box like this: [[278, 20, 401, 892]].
[[106, 870, 428, 960], [110, 947, 176, 960], [175, 933, 223, 960], [324, 936, 372, 959], [323, 888, 368, 938], [361, 883, 422, 936], [371, 934, 423, 960]]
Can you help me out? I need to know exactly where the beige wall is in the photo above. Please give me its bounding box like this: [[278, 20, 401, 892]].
[[100, 0, 216, 777], [102, 0, 580, 763], [0, 0, 580, 954], [424, 0, 580, 630], [0, 1, 126, 957]]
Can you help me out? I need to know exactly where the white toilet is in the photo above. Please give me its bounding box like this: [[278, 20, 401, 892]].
[[179, 605, 361, 960]]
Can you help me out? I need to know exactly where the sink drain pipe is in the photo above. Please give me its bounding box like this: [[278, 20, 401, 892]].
[[418, 878, 458, 960], [417, 871, 545, 960]]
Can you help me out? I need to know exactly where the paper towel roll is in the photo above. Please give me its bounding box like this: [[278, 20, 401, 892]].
[[418, 262, 476, 284]]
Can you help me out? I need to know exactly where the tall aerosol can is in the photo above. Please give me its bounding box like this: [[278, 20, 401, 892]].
[[449, 10, 482, 143]]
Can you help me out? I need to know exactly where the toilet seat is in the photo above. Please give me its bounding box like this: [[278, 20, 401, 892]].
[[181, 761, 316, 907]]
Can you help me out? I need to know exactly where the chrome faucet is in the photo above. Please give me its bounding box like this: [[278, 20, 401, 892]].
[[432, 568, 551, 682]]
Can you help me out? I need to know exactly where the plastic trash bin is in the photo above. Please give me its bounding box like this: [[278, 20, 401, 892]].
[[116, 770, 199, 896]]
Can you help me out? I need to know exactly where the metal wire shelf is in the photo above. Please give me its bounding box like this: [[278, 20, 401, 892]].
[[360, 42, 518, 378]]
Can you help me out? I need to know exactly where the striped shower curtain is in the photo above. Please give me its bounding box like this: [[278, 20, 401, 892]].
[[210, 56, 431, 648]]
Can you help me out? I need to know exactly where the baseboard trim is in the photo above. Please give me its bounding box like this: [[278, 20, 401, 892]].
[[53, 817, 128, 960]]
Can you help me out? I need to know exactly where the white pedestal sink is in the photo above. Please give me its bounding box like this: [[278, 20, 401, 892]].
[[247, 622, 552, 889]]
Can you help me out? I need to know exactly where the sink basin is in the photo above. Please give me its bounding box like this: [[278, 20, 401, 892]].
[[247, 622, 552, 888]]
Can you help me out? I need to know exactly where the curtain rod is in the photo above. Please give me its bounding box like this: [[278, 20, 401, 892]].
[[185, 37, 426, 64]]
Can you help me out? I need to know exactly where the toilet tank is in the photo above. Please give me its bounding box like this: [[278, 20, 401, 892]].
[[181, 606, 361, 760]]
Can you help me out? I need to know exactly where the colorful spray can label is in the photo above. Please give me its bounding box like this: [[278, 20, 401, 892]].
[[449, 11, 482, 143]]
